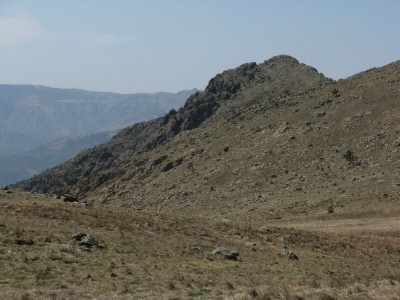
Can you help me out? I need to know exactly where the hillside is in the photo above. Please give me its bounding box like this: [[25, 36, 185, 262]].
[[1, 189, 399, 299], [7, 55, 400, 299], [0, 85, 197, 156], [16, 55, 400, 221], [16, 56, 330, 193]]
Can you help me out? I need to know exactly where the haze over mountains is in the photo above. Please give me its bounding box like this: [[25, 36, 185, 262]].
[[0, 86, 197, 184], [17, 55, 400, 220], [0, 132, 116, 185]]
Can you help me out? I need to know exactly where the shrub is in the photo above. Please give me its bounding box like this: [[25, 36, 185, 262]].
[[343, 150, 359, 167]]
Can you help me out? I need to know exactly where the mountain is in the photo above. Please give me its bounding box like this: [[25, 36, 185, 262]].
[[16, 55, 400, 221], [0, 131, 115, 184], [0, 85, 197, 156], [0, 121, 38, 155], [8, 55, 400, 299]]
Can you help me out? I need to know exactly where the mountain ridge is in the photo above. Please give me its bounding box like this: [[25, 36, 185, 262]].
[[15, 56, 400, 222], [16, 55, 332, 195]]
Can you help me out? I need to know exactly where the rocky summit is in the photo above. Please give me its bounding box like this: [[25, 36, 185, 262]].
[[16, 55, 400, 221]]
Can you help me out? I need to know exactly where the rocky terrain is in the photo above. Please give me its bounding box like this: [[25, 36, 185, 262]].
[[16, 55, 400, 221], [16, 55, 330, 194], [8, 55, 400, 298]]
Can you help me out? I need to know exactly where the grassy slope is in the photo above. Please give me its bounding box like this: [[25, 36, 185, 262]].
[[77, 60, 400, 227], [1, 190, 399, 299]]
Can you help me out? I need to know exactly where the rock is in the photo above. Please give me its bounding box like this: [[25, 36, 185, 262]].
[[1, 185, 9, 191], [280, 248, 299, 260], [61, 194, 78, 202], [212, 247, 239, 260], [316, 111, 326, 117], [161, 157, 184, 172], [273, 123, 288, 137], [80, 235, 99, 248], [73, 232, 100, 248], [73, 232, 87, 241], [15, 239, 34, 246], [191, 244, 203, 252]]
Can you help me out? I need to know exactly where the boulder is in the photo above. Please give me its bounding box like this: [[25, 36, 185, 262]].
[[212, 247, 239, 260], [61, 194, 78, 203], [280, 248, 299, 260], [73, 232, 100, 249]]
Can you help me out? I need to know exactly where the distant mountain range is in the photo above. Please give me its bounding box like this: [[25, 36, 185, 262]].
[[0, 85, 197, 155], [0, 131, 116, 184], [0, 85, 197, 184]]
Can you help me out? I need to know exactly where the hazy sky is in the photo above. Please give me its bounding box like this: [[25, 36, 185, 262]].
[[0, 0, 399, 93]]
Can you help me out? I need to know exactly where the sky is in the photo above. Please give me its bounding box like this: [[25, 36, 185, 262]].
[[0, 0, 399, 93]]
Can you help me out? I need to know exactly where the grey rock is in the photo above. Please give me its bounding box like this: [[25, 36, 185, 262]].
[[191, 244, 203, 252], [73, 232, 100, 248], [212, 247, 239, 260], [73, 232, 87, 241], [79, 235, 98, 248], [280, 248, 299, 260]]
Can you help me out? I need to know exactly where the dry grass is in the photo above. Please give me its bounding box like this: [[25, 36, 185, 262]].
[[1, 190, 400, 299]]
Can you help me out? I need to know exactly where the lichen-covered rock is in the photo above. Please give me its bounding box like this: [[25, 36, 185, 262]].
[[280, 248, 299, 260], [73, 232, 100, 249]]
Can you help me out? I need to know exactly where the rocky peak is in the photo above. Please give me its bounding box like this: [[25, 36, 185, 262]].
[[263, 54, 300, 65], [159, 55, 317, 137], [204, 55, 329, 102], [205, 62, 258, 100]]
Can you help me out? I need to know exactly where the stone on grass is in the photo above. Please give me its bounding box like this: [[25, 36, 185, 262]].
[[212, 247, 239, 260], [61, 194, 78, 203], [73, 232, 100, 249], [280, 248, 299, 260]]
